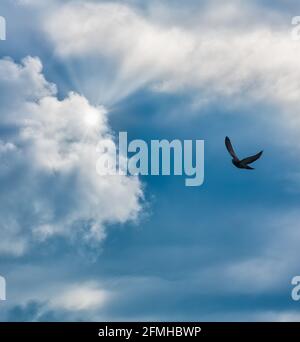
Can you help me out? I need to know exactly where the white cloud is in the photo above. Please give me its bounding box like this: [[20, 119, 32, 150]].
[[0, 261, 113, 320], [0, 56, 143, 256], [49, 282, 110, 311], [0, 57, 56, 114], [187, 210, 300, 297], [42, 1, 300, 112], [260, 311, 300, 322]]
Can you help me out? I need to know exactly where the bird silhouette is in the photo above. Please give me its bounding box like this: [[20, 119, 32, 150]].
[[225, 136, 263, 170]]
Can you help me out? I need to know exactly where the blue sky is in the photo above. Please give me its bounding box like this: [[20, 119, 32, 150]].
[[1, 0, 300, 321]]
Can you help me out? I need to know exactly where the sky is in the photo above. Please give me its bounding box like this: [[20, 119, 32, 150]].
[[1, 0, 300, 321]]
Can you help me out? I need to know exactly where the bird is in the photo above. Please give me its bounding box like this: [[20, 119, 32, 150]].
[[225, 136, 263, 170]]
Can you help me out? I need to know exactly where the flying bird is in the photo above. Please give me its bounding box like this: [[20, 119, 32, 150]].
[[225, 136, 263, 170]]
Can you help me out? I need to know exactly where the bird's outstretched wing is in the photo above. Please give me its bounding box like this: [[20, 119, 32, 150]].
[[240, 151, 263, 165], [225, 136, 239, 161]]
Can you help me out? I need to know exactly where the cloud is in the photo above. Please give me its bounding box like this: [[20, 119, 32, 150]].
[[181, 208, 300, 301], [0, 56, 143, 256], [49, 282, 110, 312], [259, 311, 300, 322], [42, 0, 300, 113], [2, 275, 111, 321]]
